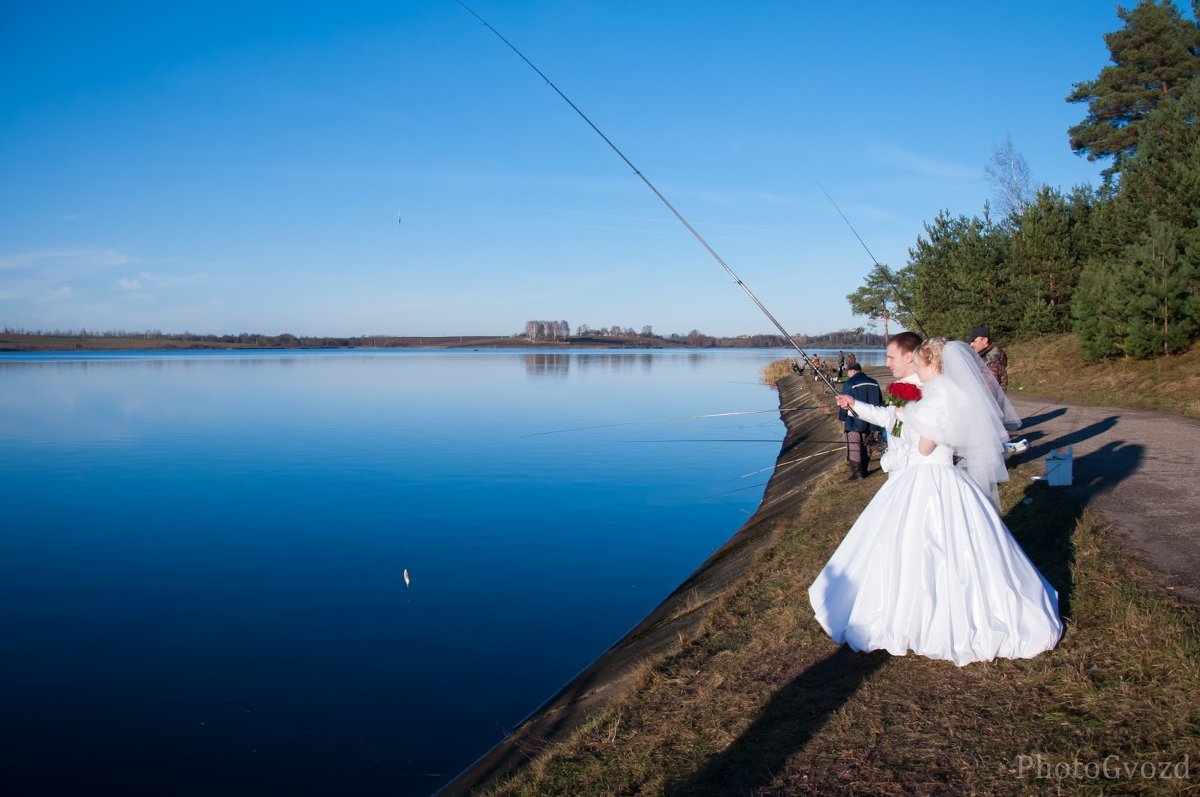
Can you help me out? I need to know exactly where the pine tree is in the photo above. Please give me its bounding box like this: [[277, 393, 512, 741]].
[[1066, 0, 1200, 182], [1006, 186, 1094, 334], [904, 209, 1014, 338], [846, 263, 908, 338], [1120, 219, 1198, 358], [1112, 77, 1200, 236], [1072, 259, 1126, 361]]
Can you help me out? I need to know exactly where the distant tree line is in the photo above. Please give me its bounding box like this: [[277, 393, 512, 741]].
[[847, 0, 1200, 362], [793, 330, 887, 347], [2, 325, 881, 351], [523, 320, 571, 340], [520, 322, 881, 348], [0, 328, 508, 349]]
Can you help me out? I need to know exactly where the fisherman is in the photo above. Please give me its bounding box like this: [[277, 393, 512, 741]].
[[967, 325, 1009, 392], [839, 361, 883, 480]]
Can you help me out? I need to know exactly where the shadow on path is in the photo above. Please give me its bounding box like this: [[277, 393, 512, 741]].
[[1021, 407, 1068, 428], [1071, 440, 1145, 500], [664, 647, 888, 797], [1023, 415, 1120, 462]]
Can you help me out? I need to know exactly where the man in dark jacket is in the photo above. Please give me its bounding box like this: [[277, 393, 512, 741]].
[[967, 324, 1009, 392], [839, 361, 883, 480]]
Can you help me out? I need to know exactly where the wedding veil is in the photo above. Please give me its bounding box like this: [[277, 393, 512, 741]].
[[908, 340, 1020, 504]]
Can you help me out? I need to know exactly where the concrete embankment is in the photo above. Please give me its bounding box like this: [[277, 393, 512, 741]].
[[438, 374, 841, 795]]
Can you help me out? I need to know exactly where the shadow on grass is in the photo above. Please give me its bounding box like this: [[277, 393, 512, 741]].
[[664, 646, 888, 797], [1003, 441, 1144, 622]]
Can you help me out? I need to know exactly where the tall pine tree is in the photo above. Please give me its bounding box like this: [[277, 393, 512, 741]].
[[1073, 78, 1200, 359], [1067, 0, 1200, 183]]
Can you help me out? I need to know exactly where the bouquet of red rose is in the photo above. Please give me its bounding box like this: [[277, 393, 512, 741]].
[[883, 381, 922, 436]]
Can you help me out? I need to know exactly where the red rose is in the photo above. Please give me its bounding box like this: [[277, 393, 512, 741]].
[[883, 382, 921, 436], [886, 382, 922, 403]]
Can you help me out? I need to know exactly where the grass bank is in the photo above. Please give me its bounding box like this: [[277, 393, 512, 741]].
[[481, 394, 1199, 794], [1007, 334, 1200, 419]]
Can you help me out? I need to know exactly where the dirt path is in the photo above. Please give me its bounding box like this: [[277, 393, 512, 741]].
[[1009, 393, 1200, 608]]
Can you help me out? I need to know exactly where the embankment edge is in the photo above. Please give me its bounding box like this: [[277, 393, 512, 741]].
[[436, 374, 842, 795]]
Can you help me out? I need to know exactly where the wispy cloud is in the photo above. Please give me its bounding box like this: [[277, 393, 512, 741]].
[[874, 144, 979, 179], [0, 248, 134, 271], [133, 271, 209, 289], [116, 277, 143, 290]]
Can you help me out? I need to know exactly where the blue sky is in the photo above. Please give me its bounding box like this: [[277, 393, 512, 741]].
[[0, 1, 1151, 337]]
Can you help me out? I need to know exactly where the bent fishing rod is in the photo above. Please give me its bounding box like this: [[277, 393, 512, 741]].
[[454, 1, 844, 398], [815, 182, 928, 337]]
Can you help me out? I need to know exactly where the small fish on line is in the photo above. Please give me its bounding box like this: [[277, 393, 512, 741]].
[[403, 568, 411, 588]]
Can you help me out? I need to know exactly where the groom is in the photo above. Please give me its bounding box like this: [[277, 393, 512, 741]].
[[834, 331, 923, 476]]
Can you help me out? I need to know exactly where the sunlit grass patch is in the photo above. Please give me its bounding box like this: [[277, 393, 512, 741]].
[[1008, 333, 1200, 418]]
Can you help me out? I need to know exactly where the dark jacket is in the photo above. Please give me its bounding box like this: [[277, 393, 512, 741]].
[[839, 371, 883, 433]]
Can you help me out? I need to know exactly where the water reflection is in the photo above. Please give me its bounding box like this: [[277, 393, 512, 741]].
[[523, 353, 570, 378]]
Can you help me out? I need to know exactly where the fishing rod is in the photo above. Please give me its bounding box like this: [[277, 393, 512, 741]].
[[815, 182, 928, 337], [454, 1, 844, 399]]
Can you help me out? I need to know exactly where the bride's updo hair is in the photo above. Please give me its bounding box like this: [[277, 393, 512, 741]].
[[916, 336, 947, 373]]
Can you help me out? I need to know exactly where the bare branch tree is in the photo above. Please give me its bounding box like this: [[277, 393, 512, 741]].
[[984, 135, 1038, 217]]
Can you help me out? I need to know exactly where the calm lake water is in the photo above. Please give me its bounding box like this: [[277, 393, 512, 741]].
[[0, 347, 881, 795]]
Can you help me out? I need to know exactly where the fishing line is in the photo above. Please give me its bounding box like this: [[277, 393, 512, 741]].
[[696, 446, 843, 500], [628, 438, 850, 445], [815, 181, 928, 337], [710, 379, 778, 386], [701, 480, 771, 498], [455, 1, 844, 398], [628, 438, 787, 444], [733, 446, 845, 479], [523, 405, 823, 437]]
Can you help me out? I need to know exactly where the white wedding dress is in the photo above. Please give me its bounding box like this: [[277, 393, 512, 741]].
[[809, 370, 1062, 667]]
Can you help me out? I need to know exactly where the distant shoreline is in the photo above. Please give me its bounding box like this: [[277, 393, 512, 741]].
[[0, 333, 886, 352]]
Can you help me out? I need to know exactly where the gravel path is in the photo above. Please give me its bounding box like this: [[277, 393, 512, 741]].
[[1009, 394, 1200, 608]]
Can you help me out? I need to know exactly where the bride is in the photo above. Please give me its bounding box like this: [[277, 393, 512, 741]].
[[809, 337, 1061, 666]]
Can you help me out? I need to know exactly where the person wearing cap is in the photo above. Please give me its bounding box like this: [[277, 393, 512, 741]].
[[967, 325, 1008, 392], [838, 361, 883, 480]]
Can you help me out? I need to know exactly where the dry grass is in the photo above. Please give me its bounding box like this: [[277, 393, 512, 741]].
[[1008, 334, 1200, 418], [482, 457, 1200, 796], [760, 358, 796, 387]]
